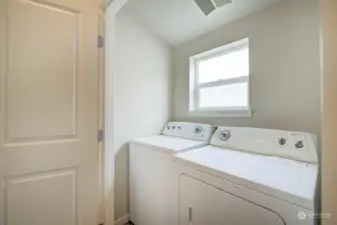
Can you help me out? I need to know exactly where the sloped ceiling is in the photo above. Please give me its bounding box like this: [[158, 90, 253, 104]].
[[123, 0, 283, 45]]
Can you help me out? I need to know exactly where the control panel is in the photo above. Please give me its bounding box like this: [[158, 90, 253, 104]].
[[211, 127, 318, 163], [162, 122, 213, 141]]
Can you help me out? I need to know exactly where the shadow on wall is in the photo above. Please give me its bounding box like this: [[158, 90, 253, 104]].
[[114, 143, 130, 220]]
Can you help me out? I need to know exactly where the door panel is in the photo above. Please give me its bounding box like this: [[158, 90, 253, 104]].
[[7, 0, 79, 143], [180, 175, 285, 225], [7, 168, 77, 225], [0, 0, 100, 225]]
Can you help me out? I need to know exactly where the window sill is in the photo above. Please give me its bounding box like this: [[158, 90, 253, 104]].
[[188, 109, 252, 118]]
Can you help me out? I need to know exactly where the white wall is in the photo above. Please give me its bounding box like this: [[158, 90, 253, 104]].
[[321, 0, 337, 224], [173, 0, 321, 136], [114, 11, 172, 220]]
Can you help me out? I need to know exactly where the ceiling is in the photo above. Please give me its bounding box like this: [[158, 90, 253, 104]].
[[123, 0, 283, 46]]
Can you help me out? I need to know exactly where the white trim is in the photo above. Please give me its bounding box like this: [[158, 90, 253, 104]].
[[196, 106, 250, 112], [189, 109, 252, 118], [189, 38, 251, 117], [197, 76, 248, 89], [189, 57, 196, 111], [104, 0, 127, 13], [103, 1, 128, 225], [114, 215, 129, 225], [191, 38, 249, 60]]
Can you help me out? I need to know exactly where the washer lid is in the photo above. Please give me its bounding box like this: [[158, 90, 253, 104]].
[[131, 135, 209, 154], [174, 145, 318, 210]]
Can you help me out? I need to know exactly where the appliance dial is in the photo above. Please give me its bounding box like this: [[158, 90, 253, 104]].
[[219, 130, 231, 141], [295, 141, 304, 148], [278, 137, 287, 146], [194, 126, 203, 134]]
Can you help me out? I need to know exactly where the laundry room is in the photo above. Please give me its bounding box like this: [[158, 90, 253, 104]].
[[106, 0, 322, 224], [2, 0, 336, 224]]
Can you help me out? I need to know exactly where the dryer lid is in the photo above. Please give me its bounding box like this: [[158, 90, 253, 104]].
[[174, 145, 318, 210], [131, 135, 209, 154]]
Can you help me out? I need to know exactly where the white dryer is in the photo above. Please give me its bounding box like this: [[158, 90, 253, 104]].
[[174, 127, 319, 225], [129, 122, 213, 225]]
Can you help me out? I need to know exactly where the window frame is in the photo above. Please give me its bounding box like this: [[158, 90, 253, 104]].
[[189, 38, 252, 118]]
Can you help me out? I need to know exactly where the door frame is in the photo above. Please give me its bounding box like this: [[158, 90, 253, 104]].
[[320, 0, 337, 225], [100, 1, 128, 225], [99, 1, 337, 225]]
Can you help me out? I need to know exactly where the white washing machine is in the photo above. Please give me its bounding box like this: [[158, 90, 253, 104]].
[[174, 127, 319, 225], [129, 122, 213, 225]]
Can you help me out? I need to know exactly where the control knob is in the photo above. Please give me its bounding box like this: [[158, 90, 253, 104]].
[[295, 141, 304, 148], [194, 126, 203, 134], [278, 137, 287, 146], [219, 130, 231, 141]]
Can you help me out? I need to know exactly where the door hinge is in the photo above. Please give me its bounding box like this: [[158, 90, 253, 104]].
[[98, 35, 104, 48], [98, 130, 105, 142]]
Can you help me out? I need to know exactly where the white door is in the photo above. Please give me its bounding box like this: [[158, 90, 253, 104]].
[[180, 175, 285, 225], [0, 0, 100, 225]]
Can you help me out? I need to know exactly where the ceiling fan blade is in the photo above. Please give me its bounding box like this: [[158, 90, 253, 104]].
[[193, 0, 216, 15], [213, 0, 232, 8], [193, 0, 232, 15]]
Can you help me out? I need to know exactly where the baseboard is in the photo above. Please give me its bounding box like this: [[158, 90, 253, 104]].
[[114, 214, 129, 225]]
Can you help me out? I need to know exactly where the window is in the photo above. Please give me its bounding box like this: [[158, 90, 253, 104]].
[[189, 38, 251, 117]]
